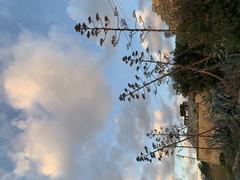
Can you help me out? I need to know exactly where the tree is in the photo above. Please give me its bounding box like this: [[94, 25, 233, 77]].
[[74, 4, 239, 167], [136, 125, 219, 163], [75, 7, 177, 48], [75, 8, 225, 101], [118, 49, 223, 101]]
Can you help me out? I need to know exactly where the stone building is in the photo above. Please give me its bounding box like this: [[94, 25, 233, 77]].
[[152, 0, 178, 30]]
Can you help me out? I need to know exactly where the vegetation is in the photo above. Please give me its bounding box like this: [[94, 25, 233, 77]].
[[175, 0, 240, 53], [136, 125, 217, 163], [75, 7, 226, 101], [75, 0, 240, 178], [172, 0, 240, 96], [173, 1, 240, 178], [205, 59, 240, 178], [198, 161, 212, 180]]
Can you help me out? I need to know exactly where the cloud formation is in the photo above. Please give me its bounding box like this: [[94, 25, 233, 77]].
[[0, 0, 200, 179], [136, 7, 175, 55], [67, 0, 113, 21], [3, 29, 111, 178]]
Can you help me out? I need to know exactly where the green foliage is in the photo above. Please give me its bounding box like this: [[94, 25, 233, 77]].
[[206, 84, 240, 150], [176, 0, 240, 53], [171, 43, 222, 95], [198, 161, 212, 180], [171, 0, 240, 95], [200, 57, 240, 178]]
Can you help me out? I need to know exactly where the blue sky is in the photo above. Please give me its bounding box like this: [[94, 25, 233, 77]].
[[0, 0, 200, 179]]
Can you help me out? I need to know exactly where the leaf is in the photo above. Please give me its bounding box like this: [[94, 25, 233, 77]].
[[140, 32, 144, 41], [150, 55, 154, 60], [119, 95, 123, 101], [100, 38, 104, 46], [144, 146, 149, 153], [139, 15, 144, 23], [96, 13, 100, 21], [150, 152, 156, 158], [104, 16, 109, 22], [147, 86, 150, 92], [88, 16, 92, 24], [91, 29, 95, 36], [142, 94, 145, 99], [154, 90, 157, 95], [111, 35, 117, 46], [132, 10, 136, 18], [114, 7, 118, 16], [126, 42, 131, 50], [80, 30, 84, 35], [130, 61, 133, 66], [158, 156, 162, 161], [130, 92, 134, 98], [135, 75, 140, 80], [94, 29, 99, 36], [75, 23, 81, 32], [146, 47, 149, 53], [134, 83, 139, 87], [87, 31, 90, 38], [136, 156, 140, 161], [120, 18, 127, 28], [82, 23, 87, 30], [122, 56, 127, 61], [136, 94, 139, 99], [104, 16, 110, 27]]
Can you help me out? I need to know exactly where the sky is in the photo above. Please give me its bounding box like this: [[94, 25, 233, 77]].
[[0, 0, 201, 180]]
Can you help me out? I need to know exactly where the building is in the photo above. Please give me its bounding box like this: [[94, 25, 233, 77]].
[[195, 92, 220, 165], [152, 0, 178, 30], [183, 92, 220, 165]]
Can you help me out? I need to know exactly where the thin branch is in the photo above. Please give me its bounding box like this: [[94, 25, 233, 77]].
[[124, 72, 173, 96], [175, 145, 220, 149], [143, 127, 216, 157], [176, 154, 197, 160], [154, 133, 214, 138], [184, 66, 224, 81], [75, 25, 178, 33], [121, 61, 223, 100]]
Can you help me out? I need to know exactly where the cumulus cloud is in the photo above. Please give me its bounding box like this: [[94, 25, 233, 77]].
[[0, 1, 201, 179], [67, 0, 113, 21], [2, 29, 111, 178], [66, 99, 178, 180], [138, 0, 150, 9], [136, 7, 175, 55], [114, 101, 177, 180], [116, 101, 151, 151]]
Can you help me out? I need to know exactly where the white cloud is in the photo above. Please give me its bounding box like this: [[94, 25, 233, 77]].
[[0, 1, 199, 179], [114, 101, 178, 180], [11, 118, 65, 178], [67, 0, 113, 21], [153, 111, 164, 130], [136, 7, 175, 54], [3, 29, 111, 178]]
